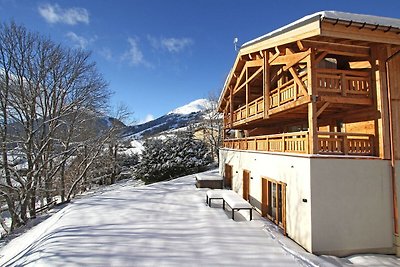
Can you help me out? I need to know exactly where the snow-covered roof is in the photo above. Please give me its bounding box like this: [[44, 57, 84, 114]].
[[242, 11, 400, 48]]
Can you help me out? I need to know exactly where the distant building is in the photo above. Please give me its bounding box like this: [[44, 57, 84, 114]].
[[218, 11, 400, 256]]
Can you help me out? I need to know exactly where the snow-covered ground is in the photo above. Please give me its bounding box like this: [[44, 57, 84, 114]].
[[0, 171, 398, 267]]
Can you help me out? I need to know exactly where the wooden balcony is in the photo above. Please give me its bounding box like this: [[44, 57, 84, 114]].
[[224, 131, 309, 154], [233, 96, 264, 123], [224, 114, 231, 128], [226, 69, 372, 128], [316, 69, 371, 97], [223, 131, 375, 156], [318, 132, 374, 156], [270, 73, 308, 109]]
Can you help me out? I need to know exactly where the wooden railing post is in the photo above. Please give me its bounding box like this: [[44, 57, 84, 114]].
[[341, 73, 347, 96], [369, 135, 375, 156], [277, 87, 281, 106], [343, 135, 349, 155]]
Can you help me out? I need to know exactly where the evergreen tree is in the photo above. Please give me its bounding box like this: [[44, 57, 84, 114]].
[[136, 132, 212, 184]]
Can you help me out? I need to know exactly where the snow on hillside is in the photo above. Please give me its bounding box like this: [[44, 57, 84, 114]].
[[122, 98, 211, 139], [168, 98, 210, 115], [0, 170, 398, 266]]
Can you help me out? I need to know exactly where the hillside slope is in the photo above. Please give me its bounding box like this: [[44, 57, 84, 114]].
[[123, 98, 211, 138]]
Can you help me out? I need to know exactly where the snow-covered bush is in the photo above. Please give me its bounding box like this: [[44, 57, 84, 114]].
[[135, 132, 212, 184]]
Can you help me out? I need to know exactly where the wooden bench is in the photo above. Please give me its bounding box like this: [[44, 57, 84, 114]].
[[206, 189, 231, 207], [206, 189, 253, 221], [222, 192, 253, 221]]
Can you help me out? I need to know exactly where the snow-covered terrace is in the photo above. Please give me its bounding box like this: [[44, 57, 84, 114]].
[[0, 171, 399, 266]]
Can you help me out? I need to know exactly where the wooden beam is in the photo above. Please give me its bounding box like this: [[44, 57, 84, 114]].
[[263, 50, 270, 118], [288, 67, 308, 96], [240, 19, 321, 55], [371, 45, 391, 159], [297, 40, 306, 51], [320, 21, 400, 46], [316, 102, 330, 118], [318, 95, 373, 105], [268, 95, 312, 116], [283, 49, 311, 71], [246, 59, 263, 68], [246, 68, 249, 119], [268, 51, 281, 64], [301, 39, 370, 57], [229, 86, 234, 127], [315, 51, 328, 65], [233, 60, 263, 92], [233, 64, 248, 91], [307, 51, 319, 154], [270, 50, 310, 67], [235, 67, 263, 94]]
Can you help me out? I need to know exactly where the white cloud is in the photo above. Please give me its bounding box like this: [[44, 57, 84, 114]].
[[98, 47, 113, 61], [148, 36, 193, 53], [139, 114, 154, 124], [121, 37, 151, 67], [66, 32, 93, 49], [161, 37, 193, 53], [38, 3, 89, 25]]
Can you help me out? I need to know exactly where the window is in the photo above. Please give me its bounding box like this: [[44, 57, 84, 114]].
[[262, 177, 286, 234]]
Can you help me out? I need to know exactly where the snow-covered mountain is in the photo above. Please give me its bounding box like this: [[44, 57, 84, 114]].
[[167, 99, 210, 115], [123, 98, 211, 138]]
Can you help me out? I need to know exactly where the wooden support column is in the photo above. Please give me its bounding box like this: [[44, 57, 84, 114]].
[[371, 45, 391, 159], [263, 50, 270, 118], [229, 86, 234, 127], [246, 68, 249, 119], [307, 50, 318, 154]]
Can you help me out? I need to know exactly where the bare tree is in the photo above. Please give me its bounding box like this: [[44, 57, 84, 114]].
[[0, 22, 110, 230], [202, 91, 223, 163]]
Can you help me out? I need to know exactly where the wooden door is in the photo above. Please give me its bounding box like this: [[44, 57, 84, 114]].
[[261, 177, 287, 235], [224, 164, 232, 188], [243, 170, 250, 201], [261, 178, 268, 216]]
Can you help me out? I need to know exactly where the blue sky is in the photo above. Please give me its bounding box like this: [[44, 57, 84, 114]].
[[1, 0, 399, 124]]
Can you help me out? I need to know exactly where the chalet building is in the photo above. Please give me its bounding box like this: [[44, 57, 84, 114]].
[[217, 11, 400, 256]]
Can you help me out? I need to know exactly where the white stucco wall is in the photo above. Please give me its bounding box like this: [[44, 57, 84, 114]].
[[220, 149, 396, 255], [219, 148, 313, 252], [310, 158, 393, 255]]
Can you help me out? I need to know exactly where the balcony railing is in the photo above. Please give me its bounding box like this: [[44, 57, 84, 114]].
[[270, 73, 308, 108], [317, 132, 374, 156], [248, 96, 264, 117], [223, 131, 375, 156], [316, 69, 371, 97], [223, 131, 309, 154]]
